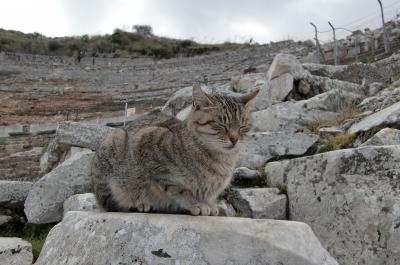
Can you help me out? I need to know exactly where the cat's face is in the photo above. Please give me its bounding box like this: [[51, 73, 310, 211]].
[[187, 85, 258, 154]]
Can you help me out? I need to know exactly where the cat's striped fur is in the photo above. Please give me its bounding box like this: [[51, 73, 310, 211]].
[[91, 85, 258, 215]]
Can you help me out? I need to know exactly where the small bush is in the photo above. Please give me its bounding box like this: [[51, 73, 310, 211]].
[[303, 39, 315, 47], [47, 40, 63, 51], [318, 133, 356, 153], [392, 72, 400, 82]]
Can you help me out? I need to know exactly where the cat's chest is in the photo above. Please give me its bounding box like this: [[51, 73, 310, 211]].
[[193, 159, 235, 196]]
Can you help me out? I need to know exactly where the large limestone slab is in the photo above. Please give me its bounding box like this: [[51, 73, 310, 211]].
[[24, 150, 94, 224], [231, 188, 287, 219], [231, 73, 266, 93], [36, 211, 339, 265], [361, 127, 400, 146], [267, 73, 294, 101], [267, 53, 305, 80], [0, 181, 33, 209], [237, 132, 319, 168], [252, 89, 361, 133], [349, 101, 400, 134], [0, 237, 33, 265], [56, 121, 114, 151], [269, 145, 400, 265]]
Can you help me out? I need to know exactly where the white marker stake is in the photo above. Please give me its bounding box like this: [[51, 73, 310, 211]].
[[124, 102, 128, 127]]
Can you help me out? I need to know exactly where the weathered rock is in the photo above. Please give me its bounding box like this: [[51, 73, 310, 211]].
[[0, 181, 33, 209], [307, 74, 366, 95], [24, 150, 94, 224], [268, 73, 294, 100], [56, 121, 114, 151], [231, 73, 266, 93], [349, 101, 400, 134], [247, 85, 279, 112], [0, 215, 12, 226], [237, 132, 319, 168], [233, 167, 260, 179], [267, 53, 305, 80], [64, 146, 92, 162], [361, 127, 400, 146], [367, 82, 383, 96], [332, 62, 386, 85], [175, 105, 191, 121], [216, 200, 236, 217], [358, 87, 400, 112], [252, 88, 362, 133], [10, 147, 43, 158], [268, 145, 400, 265], [298, 79, 312, 96], [39, 138, 68, 175], [264, 160, 291, 189], [36, 211, 339, 265], [63, 193, 99, 216], [232, 188, 287, 219], [302, 63, 346, 78], [0, 238, 33, 265], [318, 126, 345, 136]]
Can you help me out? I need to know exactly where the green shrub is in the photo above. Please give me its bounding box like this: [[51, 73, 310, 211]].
[[0, 27, 249, 59]]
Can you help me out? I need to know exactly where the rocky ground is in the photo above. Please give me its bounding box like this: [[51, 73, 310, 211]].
[[0, 49, 400, 265]]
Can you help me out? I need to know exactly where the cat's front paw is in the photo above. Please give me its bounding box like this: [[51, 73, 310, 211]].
[[136, 203, 151, 213], [189, 203, 219, 216]]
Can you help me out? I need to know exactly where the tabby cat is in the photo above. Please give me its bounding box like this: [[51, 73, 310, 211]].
[[91, 85, 258, 215]]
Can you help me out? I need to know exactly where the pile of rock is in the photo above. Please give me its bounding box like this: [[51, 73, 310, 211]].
[[2, 52, 400, 265]]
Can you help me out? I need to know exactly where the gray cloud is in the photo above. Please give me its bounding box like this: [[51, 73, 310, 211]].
[[2, 0, 400, 42]]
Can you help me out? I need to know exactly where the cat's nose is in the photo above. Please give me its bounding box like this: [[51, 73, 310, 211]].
[[229, 136, 239, 145]]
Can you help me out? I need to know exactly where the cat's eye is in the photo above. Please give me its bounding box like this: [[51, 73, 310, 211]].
[[196, 120, 214, 126], [217, 124, 228, 131]]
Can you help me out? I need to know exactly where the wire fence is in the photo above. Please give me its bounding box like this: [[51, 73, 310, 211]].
[[310, 0, 400, 65]]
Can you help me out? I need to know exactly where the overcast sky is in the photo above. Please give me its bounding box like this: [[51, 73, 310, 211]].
[[1, 0, 400, 43]]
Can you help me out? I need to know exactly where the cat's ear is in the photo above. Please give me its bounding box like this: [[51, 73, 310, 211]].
[[192, 84, 213, 110], [240, 89, 259, 105]]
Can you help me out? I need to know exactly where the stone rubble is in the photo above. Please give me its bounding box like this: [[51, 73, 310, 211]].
[[24, 150, 94, 224], [231, 188, 287, 219], [360, 127, 400, 146], [237, 132, 319, 169], [233, 167, 261, 180], [63, 193, 100, 216], [348, 101, 400, 134], [0, 237, 33, 265]]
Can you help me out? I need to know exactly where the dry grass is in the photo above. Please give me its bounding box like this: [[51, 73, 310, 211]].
[[309, 103, 362, 133], [318, 133, 356, 153]]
